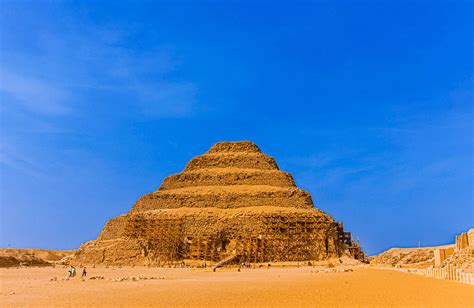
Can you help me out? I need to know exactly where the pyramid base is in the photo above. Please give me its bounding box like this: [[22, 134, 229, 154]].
[[73, 207, 345, 266]]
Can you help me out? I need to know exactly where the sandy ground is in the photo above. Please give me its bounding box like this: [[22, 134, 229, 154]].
[[1, 266, 473, 307]]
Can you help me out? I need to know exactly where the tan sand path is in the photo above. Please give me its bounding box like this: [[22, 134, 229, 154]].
[[1, 266, 473, 307]]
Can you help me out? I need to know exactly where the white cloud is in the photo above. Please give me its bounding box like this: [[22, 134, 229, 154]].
[[0, 72, 70, 115], [0, 142, 47, 178], [2, 21, 198, 119], [133, 82, 197, 118]]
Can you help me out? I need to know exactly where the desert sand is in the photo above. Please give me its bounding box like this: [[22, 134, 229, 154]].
[[1, 266, 473, 307]]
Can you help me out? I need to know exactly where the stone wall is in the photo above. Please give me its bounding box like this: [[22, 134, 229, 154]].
[[434, 247, 455, 267], [455, 232, 469, 251]]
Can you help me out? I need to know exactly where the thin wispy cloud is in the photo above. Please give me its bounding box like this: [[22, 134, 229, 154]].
[[1, 15, 199, 177], [0, 72, 71, 115], [0, 142, 47, 179], [284, 153, 335, 169], [133, 81, 197, 118], [2, 21, 198, 119]]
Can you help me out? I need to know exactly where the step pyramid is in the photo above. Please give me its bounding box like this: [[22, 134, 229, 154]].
[[74, 141, 345, 265]]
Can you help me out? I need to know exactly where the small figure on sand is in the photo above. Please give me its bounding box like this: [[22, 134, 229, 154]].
[[68, 266, 76, 277], [82, 267, 87, 277]]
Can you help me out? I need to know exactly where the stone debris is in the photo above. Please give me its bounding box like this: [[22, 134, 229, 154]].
[[111, 276, 165, 282], [310, 268, 354, 274], [49, 275, 165, 282]]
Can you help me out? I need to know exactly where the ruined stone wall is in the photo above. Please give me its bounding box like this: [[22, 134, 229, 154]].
[[456, 232, 470, 251]]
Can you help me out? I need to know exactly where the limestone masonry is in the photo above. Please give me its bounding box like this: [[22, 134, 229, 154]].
[[74, 141, 358, 265]]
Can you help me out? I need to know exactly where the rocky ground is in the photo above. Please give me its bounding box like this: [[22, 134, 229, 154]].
[[370, 244, 473, 273], [369, 245, 454, 268], [442, 246, 474, 273]]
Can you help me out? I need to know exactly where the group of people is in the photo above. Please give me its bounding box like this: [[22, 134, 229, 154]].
[[68, 266, 87, 278], [240, 263, 272, 269]]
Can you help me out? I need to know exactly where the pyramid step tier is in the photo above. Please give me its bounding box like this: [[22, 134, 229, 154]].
[[132, 185, 314, 212], [98, 206, 333, 241], [184, 153, 278, 171], [160, 168, 296, 190]]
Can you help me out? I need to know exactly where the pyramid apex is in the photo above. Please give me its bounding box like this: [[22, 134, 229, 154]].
[[207, 141, 261, 153]]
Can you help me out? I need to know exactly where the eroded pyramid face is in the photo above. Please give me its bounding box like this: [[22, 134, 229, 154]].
[[75, 141, 343, 265], [131, 141, 315, 212]]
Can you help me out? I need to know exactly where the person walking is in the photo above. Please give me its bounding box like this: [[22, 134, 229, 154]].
[[82, 266, 87, 277]]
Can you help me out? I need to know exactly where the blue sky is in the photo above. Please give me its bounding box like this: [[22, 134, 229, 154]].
[[0, 1, 472, 255]]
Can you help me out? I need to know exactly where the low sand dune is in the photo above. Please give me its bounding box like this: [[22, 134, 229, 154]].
[[0, 249, 75, 267], [1, 266, 473, 307]]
